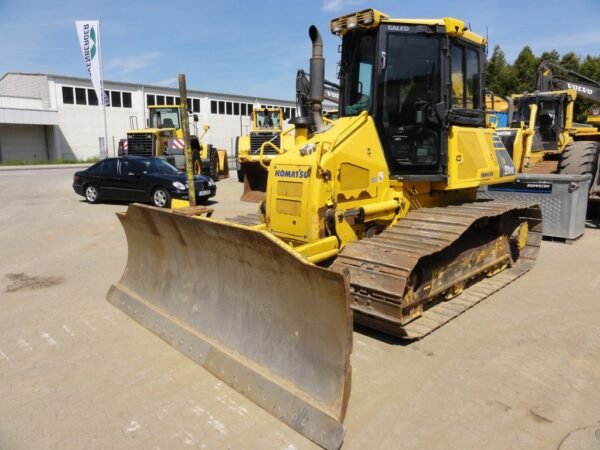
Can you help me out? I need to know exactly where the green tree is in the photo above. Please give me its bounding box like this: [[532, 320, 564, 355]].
[[559, 52, 581, 72], [485, 45, 517, 97], [538, 49, 560, 65], [511, 46, 538, 93]]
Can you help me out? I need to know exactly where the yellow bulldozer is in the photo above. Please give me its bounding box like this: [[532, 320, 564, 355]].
[[107, 10, 542, 449], [126, 104, 228, 181]]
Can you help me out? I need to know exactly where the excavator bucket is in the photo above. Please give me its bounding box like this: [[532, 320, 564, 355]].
[[241, 162, 268, 202], [106, 204, 352, 450]]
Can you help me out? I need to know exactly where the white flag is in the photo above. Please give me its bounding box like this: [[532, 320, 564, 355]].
[[75, 20, 108, 106]]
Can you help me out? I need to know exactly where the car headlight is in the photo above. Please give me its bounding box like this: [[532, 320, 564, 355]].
[[208, 179, 215, 187], [172, 181, 186, 190]]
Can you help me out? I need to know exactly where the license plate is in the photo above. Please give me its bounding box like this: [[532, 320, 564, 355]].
[[197, 190, 211, 196]]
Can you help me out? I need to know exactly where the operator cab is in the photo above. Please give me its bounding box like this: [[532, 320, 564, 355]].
[[333, 10, 485, 179], [149, 106, 181, 129], [513, 94, 566, 151]]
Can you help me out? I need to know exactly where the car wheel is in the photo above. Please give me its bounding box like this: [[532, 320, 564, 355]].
[[84, 184, 100, 204], [152, 187, 171, 208]]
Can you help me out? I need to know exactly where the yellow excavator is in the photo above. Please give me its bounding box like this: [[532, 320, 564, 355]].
[[493, 61, 600, 198], [107, 10, 542, 450]]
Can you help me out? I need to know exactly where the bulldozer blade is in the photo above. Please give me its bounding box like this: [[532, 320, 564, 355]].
[[241, 162, 268, 202], [107, 204, 352, 450]]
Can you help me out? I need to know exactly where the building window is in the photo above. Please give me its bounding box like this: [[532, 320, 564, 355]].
[[146, 94, 155, 106], [157, 95, 165, 105], [176, 96, 181, 105], [104, 90, 111, 106], [111, 91, 122, 107], [187, 98, 192, 111], [233, 102, 240, 115], [193, 98, 200, 113], [241, 103, 247, 116], [290, 108, 295, 118], [248, 103, 253, 115], [226, 102, 232, 115], [211, 100, 217, 114], [218, 101, 225, 114], [122, 92, 132, 108], [75, 87, 86, 105], [88, 89, 98, 106], [62, 86, 74, 104], [166, 96, 174, 105]]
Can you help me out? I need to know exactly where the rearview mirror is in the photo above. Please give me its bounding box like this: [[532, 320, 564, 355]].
[[193, 114, 199, 122]]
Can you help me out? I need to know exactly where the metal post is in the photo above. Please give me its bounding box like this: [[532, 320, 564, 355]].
[[179, 74, 196, 207], [97, 21, 110, 157]]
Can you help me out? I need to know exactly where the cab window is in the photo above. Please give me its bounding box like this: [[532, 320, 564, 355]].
[[451, 44, 481, 109]]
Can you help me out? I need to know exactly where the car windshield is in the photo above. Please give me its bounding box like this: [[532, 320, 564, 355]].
[[135, 158, 180, 175]]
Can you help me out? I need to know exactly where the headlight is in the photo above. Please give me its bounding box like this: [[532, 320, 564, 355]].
[[172, 181, 186, 190], [208, 179, 215, 187]]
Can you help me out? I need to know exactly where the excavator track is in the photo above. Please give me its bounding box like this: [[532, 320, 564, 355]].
[[332, 201, 542, 339]]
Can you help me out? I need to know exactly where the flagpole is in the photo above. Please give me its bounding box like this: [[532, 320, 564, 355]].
[[97, 20, 109, 157]]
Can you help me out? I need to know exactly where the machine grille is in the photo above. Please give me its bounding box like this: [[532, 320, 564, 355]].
[[250, 133, 281, 155], [127, 134, 154, 156]]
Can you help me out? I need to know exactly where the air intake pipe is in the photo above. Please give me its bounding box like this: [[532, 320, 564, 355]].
[[309, 25, 325, 132]]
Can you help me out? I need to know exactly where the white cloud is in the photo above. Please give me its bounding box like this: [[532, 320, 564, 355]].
[[107, 52, 161, 74], [321, 0, 365, 12], [154, 77, 178, 87]]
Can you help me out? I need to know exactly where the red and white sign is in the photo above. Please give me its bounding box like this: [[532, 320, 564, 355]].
[[172, 138, 184, 149]]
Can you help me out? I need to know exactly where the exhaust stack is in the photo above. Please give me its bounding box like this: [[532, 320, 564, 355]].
[[309, 25, 325, 132]]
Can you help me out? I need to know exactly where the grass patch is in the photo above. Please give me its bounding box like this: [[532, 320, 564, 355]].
[[1, 157, 99, 166]]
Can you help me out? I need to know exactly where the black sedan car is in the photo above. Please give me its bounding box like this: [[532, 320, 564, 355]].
[[73, 156, 216, 207]]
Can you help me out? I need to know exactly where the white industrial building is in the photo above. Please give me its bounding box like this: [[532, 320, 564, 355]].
[[0, 72, 298, 163]]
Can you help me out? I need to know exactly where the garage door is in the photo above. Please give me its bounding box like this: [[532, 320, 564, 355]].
[[0, 124, 48, 163]]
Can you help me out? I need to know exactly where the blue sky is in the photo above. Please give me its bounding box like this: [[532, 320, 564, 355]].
[[0, 0, 599, 100]]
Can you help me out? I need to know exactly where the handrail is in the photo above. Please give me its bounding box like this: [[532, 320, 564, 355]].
[[258, 141, 285, 170]]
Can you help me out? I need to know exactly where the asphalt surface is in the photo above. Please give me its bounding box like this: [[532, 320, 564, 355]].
[[1, 168, 600, 449]]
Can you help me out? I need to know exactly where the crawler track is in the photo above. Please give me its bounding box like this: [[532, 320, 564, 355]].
[[332, 201, 543, 339], [226, 212, 263, 226]]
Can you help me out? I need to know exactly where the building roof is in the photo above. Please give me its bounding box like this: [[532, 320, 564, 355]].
[[0, 72, 295, 105]]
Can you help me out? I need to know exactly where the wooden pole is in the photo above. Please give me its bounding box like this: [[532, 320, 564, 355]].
[[179, 74, 196, 206]]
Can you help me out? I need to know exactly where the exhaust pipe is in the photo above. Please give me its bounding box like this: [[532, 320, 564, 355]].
[[309, 25, 325, 132]]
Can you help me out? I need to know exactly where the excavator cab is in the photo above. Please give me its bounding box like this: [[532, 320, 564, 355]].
[[513, 93, 567, 151]]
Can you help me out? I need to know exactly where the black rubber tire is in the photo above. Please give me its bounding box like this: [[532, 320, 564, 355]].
[[235, 137, 244, 183], [84, 184, 100, 204], [151, 187, 171, 208], [191, 149, 202, 175], [208, 146, 219, 182], [558, 141, 599, 178]]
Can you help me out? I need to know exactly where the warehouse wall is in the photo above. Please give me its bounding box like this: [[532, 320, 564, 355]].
[[1, 72, 297, 162]]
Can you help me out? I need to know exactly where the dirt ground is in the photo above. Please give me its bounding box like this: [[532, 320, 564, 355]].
[[1, 168, 599, 449]]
